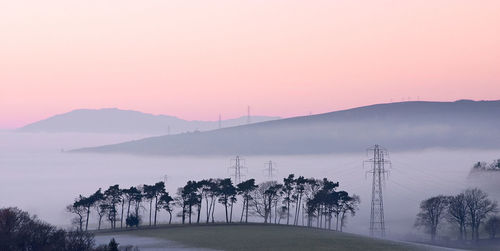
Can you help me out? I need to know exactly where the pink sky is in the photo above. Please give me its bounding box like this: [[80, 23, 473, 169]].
[[1, 0, 499, 129]]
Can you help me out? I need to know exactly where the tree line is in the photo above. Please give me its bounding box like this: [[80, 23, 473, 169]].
[[68, 174, 360, 232], [0, 207, 97, 251], [0, 207, 136, 251], [415, 188, 499, 242]]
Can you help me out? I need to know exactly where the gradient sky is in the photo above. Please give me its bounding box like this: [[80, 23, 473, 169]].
[[1, 0, 499, 129]]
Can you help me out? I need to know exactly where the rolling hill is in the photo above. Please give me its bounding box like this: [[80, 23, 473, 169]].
[[73, 100, 500, 155], [17, 108, 279, 134], [95, 224, 438, 251]]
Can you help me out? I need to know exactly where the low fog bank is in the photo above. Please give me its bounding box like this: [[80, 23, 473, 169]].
[[75, 100, 500, 156], [77, 120, 500, 156], [1, 131, 499, 240]]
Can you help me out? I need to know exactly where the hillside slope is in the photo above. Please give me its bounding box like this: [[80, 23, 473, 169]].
[[96, 224, 434, 251], [18, 108, 279, 134], [74, 100, 500, 155]]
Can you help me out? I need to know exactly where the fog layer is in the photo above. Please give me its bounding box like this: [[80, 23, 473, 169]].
[[1, 131, 498, 239]]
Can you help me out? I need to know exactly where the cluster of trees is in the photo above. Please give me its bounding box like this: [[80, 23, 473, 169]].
[[68, 181, 172, 231], [471, 159, 500, 172], [415, 188, 499, 242], [69, 174, 360, 232], [0, 207, 96, 251]]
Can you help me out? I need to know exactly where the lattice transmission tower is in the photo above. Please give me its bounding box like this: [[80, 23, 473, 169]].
[[229, 155, 247, 184], [263, 160, 278, 180], [364, 144, 391, 238]]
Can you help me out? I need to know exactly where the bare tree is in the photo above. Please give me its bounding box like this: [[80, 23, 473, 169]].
[[447, 193, 468, 240], [415, 195, 449, 241], [66, 200, 85, 231], [484, 215, 500, 239], [464, 188, 498, 241], [251, 181, 277, 223]]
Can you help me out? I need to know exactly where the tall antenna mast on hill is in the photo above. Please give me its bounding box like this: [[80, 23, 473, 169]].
[[247, 106, 251, 124], [364, 144, 391, 238], [229, 155, 247, 184]]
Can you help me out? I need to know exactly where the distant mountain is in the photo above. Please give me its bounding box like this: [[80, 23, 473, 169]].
[[73, 100, 500, 155], [17, 108, 280, 134]]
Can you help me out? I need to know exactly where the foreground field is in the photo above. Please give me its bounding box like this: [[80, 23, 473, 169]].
[[96, 224, 449, 251]]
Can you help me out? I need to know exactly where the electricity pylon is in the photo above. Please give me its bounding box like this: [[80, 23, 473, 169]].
[[263, 160, 277, 180], [229, 156, 247, 184], [364, 144, 391, 238]]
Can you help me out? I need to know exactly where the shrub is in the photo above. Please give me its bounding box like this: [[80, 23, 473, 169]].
[[126, 214, 140, 228]]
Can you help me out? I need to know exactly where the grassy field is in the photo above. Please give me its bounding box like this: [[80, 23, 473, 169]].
[[97, 224, 441, 251]]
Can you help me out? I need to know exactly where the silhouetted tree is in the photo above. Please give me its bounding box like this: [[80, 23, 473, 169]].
[[126, 214, 140, 228], [0, 207, 95, 251], [252, 181, 275, 223], [83, 189, 102, 231], [218, 178, 236, 223], [237, 179, 258, 223], [311, 178, 339, 229], [176, 181, 198, 224], [252, 181, 283, 223], [132, 186, 143, 219], [464, 188, 498, 241], [92, 189, 106, 230], [122, 186, 141, 228], [447, 193, 468, 240], [484, 215, 500, 239], [104, 185, 122, 229], [208, 179, 221, 223], [339, 194, 360, 232], [191, 181, 203, 224], [282, 174, 295, 225], [159, 192, 174, 224], [198, 179, 214, 224], [415, 195, 449, 241], [143, 184, 156, 226], [108, 238, 119, 251], [304, 178, 321, 227], [153, 181, 166, 226], [65, 230, 95, 251], [293, 176, 307, 225], [67, 196, 86, 231]]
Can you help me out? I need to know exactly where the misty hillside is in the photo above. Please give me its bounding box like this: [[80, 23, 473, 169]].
[[74, 100, 500, 155], [17, 108, 279, 134]]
